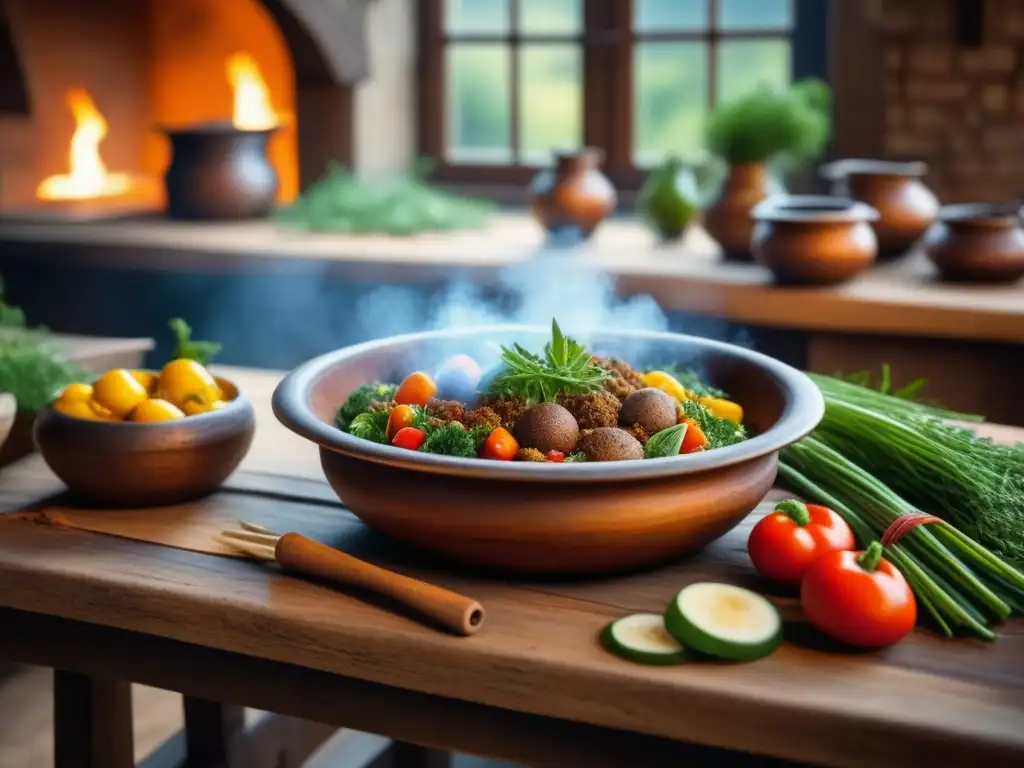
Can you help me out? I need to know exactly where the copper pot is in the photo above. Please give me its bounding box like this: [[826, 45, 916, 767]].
[[529, 148, 616, 242], [703, 162, 783, 263], [751, 195, 879, 286], [922, 203, 1024, 284], [163, 122, 279, 221], [821, 159, 939, 261]]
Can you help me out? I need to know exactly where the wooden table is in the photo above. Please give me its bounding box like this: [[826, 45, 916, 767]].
[[1, 366, 1022, 768]]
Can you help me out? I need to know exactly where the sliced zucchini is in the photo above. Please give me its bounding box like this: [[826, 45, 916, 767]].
[[600, 613, 691, 666], [664, 582, 781, 662]]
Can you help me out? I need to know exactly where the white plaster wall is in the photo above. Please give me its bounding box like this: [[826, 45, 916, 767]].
[[353, 0, 417, 178]]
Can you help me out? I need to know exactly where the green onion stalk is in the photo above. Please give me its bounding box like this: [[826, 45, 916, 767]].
[[808, 372, 1024, 565], [779, 436, 1024, 640]]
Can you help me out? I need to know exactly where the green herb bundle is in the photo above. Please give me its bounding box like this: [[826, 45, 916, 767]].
[[808, 372, 1024, 565], [276, 161, 493, 236], [780, 438, 1024, 640], [487, 320, 608, 405]]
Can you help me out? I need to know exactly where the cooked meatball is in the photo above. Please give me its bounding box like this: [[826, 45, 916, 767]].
[[557, 390, 621, 429], [513, 402, 579, 454], [619, 388, 677, 435], [576, 427, 645, 462]]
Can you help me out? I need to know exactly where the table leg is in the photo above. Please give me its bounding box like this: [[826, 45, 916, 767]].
[[183, 696, 244, 766], [53, 670, 134, 768]]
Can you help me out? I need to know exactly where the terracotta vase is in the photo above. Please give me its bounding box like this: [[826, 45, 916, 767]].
[[751, 195, 879, 286], [529, 148, 616, 242], [821, 159, 939, 261], [636, 156, 702, 241], [922, 203, 1024, 284], [703, 163, 782, 263], [163, 123, 279, 221]]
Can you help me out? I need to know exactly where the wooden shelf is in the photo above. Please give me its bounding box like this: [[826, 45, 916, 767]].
[[1, 214, 1022, 343]]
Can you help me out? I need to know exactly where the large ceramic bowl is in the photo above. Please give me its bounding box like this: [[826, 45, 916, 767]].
[[272, 327, 824, 576]]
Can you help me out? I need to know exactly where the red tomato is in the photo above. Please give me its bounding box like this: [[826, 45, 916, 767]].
[[545, 450, 565, 463], [386, 405, 417, 439], [801, 542, 916, 648], [482, 427, 519, 461], [747, 499, 856, 585], [680, 418, 707, 454], [391, 427, 427, 450], [394, 372, 437, 406]]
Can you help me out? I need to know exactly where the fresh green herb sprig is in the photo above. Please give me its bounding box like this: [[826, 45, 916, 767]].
[[422, 422, 477, 457], [564, 451, 587, 463], [169, 318, 222, 367], [680, 399, 749, 449], [645, 424, 686, 459], [488, 320, 609, 405]]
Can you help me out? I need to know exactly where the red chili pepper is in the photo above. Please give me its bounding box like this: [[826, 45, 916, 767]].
[[747, 499, 856, 586], [801, 541, 916, 648], [545, 450, 565, 463], [391, 427, 427, 450]]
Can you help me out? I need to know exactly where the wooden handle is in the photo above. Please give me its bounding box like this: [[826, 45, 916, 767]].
[[274, 533, 485, 636]]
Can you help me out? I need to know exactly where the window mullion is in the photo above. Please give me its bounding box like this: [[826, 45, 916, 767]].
[[708, 0, 719, 105], [509, 0, 521, 164]]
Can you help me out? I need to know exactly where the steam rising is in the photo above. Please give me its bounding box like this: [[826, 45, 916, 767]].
[[354, 251, 670, 341]]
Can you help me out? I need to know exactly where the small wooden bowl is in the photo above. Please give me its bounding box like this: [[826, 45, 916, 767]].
[[273, 327, 824, 576], [751, 195, 880, 286], [34, 375, 255, 507], [922, 203, 1024, 284]]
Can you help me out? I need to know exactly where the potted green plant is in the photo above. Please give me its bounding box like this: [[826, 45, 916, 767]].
[[702, 78, 831, 262]]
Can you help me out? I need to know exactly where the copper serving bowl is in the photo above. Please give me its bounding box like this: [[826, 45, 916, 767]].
[[922, 203, 1024, 284], [272, 327, 824, 576], [34, 375, 255, 507]]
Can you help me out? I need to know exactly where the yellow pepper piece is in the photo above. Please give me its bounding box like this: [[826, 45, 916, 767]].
[[697, 395, 744, 424], [642, 370, 689, 402], [53, 395, 115, 421], [130, 398, 186, 422], [91, 369, 150, 419], [157, 358, 222, 410], [58, 382, 94, 403], [181, 398, 227, 416], [130, 370, 158, 394]]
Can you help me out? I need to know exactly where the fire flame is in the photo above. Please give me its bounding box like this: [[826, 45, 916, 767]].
[[227, 53, 278, 130], [36, 89, 132, 201]]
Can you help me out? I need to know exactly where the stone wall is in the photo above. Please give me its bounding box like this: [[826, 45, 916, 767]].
[[882, 0, 1024, 203]]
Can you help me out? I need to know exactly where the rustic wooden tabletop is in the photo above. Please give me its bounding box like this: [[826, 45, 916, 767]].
[[0, 366, 1022, 768]]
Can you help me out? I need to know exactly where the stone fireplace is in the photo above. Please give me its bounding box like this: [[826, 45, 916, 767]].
[[0, 0, 371, 216]]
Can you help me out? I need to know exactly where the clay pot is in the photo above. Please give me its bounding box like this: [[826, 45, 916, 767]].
[[922, 203, 1024, 284], [821, 159, 939, 261], [163, 122, 278, 220], [636, 156, 701, 241], [529, 148, 616, 242], [751, 195, 879, 286], [703, 162, 782, 263]]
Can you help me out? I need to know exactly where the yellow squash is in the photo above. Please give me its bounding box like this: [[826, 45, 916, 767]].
[[91, 369, 150, 419], [130, 398, 186, 422], [157, 358, 222, 410], [696, 395, 744, 424], [641, 370, 689, 402]]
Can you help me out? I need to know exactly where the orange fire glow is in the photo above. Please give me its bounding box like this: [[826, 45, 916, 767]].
[[227, 52, 278, 130], [36, 89, 133, 201]]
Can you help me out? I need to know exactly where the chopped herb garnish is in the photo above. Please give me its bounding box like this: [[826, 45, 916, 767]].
[[564, 451, 588, 463], [335, 382, 398, 430], [422, 422, 477, 457], [680, 399, 748, 449]]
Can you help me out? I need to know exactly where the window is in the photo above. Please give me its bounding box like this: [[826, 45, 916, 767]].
[[419, 0, 823, 188]]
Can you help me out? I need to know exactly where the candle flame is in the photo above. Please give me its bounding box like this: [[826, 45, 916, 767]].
[[227, 53, 278, 130], [36, 89, 132, 201]]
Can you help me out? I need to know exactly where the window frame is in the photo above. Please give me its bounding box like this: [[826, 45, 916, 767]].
[[418, 0, 828, 192]]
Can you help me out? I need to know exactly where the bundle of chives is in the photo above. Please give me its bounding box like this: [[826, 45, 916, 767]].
[[779, 436, 1024, 640]]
